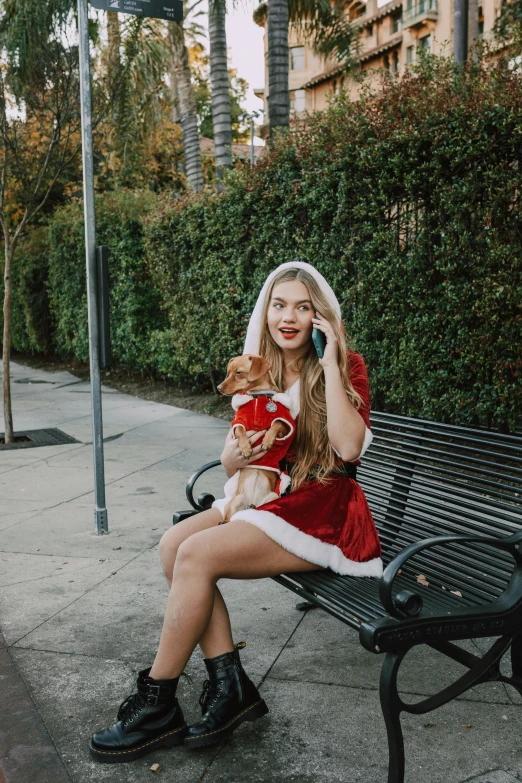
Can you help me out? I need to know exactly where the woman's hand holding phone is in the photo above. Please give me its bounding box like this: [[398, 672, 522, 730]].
[[312, 313, 338, 369]]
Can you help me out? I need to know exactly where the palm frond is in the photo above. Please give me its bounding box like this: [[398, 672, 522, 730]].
[[288, 0, 357, 64]]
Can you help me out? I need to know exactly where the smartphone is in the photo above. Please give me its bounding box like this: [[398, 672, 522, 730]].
[[312, 327, 327, 358]]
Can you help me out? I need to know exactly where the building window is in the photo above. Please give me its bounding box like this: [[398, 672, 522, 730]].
[[391, 11, 402, 33], [406, 45, 415, 64], [478, 5, 484, 35], [393, 50, 400, 71], [290, 89, 306, 112], [290, 46, 305, 70], [419, 34, 432, 52], [366, 23, 374, 36], [332, 76, 345, 95]]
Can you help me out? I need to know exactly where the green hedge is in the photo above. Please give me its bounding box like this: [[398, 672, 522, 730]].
[[145, 58, 522, 430], [5, 56, 522, 430], [45, 190, 167, 370]]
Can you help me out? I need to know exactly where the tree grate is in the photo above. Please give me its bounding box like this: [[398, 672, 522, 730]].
[[0, 428, 80, 450]]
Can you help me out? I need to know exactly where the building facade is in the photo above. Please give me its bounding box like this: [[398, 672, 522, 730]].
[[254, 0, 502, 133]]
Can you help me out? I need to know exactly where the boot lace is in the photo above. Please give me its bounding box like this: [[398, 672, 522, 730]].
[[199, 679, 223, 712], [117, 692, 147, 726]]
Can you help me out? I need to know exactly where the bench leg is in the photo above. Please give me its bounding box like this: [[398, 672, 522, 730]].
[[380, 650, 407, 783], [509, 633, 522, 696]]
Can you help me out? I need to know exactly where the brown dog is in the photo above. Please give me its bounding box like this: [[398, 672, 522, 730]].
[[217, 355, 294, 522]]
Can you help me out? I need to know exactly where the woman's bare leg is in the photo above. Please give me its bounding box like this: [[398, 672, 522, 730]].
[[158, 509, 234, 659], [149, 520, 321, 680]]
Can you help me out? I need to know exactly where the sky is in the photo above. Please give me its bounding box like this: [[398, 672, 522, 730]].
[[198, 1, 266, 118]]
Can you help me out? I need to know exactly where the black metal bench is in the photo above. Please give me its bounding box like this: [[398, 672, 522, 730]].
[[173, 411, 522, 783]]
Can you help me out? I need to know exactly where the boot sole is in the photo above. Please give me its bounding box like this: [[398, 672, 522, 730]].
[[89, 723, 187, 764], [184, 699, 269, 749]]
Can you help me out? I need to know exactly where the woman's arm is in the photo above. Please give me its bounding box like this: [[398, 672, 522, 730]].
[[323, 364, 365, 461], [312, 315, 366, 462]]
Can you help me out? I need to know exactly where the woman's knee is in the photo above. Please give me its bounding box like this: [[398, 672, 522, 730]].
[[159, 509, 221, 576], [159, 526, 185, 576], [175, 532, 219, 580]]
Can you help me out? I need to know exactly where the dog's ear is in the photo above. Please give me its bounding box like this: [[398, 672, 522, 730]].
[[247, 355, 271, 382]]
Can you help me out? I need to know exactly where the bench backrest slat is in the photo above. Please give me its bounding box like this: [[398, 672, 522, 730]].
[[359, 412, 522, 608]]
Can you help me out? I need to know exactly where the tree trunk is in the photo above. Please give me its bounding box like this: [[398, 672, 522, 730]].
[[169, 62, 180, 124], [208, 0, 232, 182], [267, 0, 290, 137], [2, 238, 14, 444], [168, 22, 203, 192], [106, 11, 121, 79], [454, 0, 469, 63], [468, 0, 479, 58]]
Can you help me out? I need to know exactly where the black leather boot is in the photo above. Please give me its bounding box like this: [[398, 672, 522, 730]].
[[89, 667, 187, 763], [185, 643, 268, 748]]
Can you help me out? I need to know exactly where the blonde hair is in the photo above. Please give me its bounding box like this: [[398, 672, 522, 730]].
[[259, 268, 363, 490]]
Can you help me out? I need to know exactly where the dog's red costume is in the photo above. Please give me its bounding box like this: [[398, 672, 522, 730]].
[[231, 392, 296, 494]]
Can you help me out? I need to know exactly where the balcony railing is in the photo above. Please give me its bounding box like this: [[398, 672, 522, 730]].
[[403, 0, 438, 26]]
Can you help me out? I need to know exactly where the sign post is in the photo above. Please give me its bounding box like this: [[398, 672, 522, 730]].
[[77, 0, 182, 535], [78, 0, 108, 535]]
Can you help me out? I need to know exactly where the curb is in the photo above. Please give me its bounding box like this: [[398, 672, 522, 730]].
[[0, 633, 71, 783]]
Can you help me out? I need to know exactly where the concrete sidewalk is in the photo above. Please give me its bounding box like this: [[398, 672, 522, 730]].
[[1, 360, 521, 783]]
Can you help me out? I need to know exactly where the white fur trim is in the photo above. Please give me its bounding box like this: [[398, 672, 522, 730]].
[[231, 391, 295, 418], [284, 379, 300, 417], [243, 465, 280, 475], [331, 426, 373, 460], [211, 465, 288, 515], [232, 394, 252, 411], [211, 470, 240, 515], [280, 473, 292, 494], [358, 426, 374, 459], [273, 417, 294, 440], [243, 262, 342, 355], [273, 391, 298, 420], [230, 508, 383, 578]]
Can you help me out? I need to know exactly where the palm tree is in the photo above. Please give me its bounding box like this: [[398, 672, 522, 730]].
[[168, 19, 204, 191], [106, 12, 121, 77], [267, 0, 290, 135], [208, 0, 233, 180], [264, 0, 358, 137]]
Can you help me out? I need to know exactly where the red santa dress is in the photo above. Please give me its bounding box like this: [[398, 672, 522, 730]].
[[214, 350, 382, 577]]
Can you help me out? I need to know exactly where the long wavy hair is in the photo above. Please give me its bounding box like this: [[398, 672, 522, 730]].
[[259, 268, 362, 490]]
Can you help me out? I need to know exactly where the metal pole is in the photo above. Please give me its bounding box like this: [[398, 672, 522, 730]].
[[454, 0, 469, 63], [250, 117, 255, 168], [78, 0, 109, 535]]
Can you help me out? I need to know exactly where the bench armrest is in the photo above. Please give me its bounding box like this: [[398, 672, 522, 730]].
[[185, 459, 222, 512], [379, 528, 522, 619]]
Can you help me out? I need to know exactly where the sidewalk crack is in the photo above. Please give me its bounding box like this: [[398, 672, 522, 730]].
[[0, 447, 188, 538]]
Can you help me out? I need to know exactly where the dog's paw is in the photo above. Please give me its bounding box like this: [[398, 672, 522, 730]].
[[240, 445, 253, 459], [261, 434, 275, 452]]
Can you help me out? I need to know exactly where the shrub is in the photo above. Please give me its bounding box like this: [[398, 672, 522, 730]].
[[145, 57, 522, 430], [46, 190, 166, 370], [0, 227, 51, 354]]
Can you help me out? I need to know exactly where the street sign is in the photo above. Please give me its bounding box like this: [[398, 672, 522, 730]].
[[90, 0, 183, 22]]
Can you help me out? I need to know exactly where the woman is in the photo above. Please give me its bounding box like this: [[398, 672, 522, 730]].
[[89, 261, 383, 763]]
